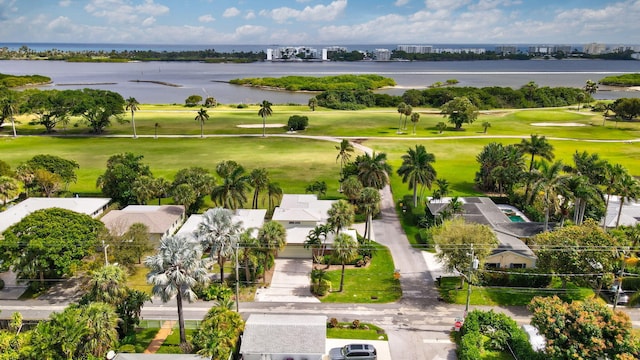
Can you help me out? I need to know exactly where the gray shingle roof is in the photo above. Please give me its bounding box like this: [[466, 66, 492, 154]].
[[240, 314, 326, 355]]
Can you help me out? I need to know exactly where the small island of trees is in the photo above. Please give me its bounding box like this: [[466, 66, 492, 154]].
[[229, 74, 396, 92]]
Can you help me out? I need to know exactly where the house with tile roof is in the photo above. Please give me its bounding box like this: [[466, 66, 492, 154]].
[[177, 208, 267, 240], [100, 205, 185, 243]]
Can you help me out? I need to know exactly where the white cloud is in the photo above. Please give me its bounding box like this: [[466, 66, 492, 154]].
[[198, 14, 215, 23], [395, 0, 410, 6], [141, 16, 155, 26], [245, 10, 255, 20], [469, 0, 520, 11], [262, 0, 347, 23], [59, 0, 71, 7], [84, 0, 169, 24], [425, 0, 470, 11], [223, 7, 241, 18], [234, 24, 267, 37]]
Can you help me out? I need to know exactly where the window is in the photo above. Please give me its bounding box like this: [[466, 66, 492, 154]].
[[485, 263, 499, 269], [510, 263, 526, 269]]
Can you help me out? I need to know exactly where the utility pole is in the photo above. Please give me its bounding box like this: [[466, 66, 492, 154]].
[[614, 249, 628, 311], [102, 240, 110, 266], [235, 242, 240, 313], [465, 244, 479, 317]]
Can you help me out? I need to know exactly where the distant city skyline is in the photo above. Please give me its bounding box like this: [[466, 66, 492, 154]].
[[0, 0, 639, 45]]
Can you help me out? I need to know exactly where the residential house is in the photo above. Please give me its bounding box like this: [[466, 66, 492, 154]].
[[272, 194, 338, 258], [100, 205, 185, 243], [112, 355, 210, 360], [0, 197, 111, 234], [427, 197, 538, 269], [240, 314, 327, 360], [602, 196, 640, 228], [177, 208, 267, 240]]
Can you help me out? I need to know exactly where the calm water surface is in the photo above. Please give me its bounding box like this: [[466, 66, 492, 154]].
[[3, 59, 639, 104]]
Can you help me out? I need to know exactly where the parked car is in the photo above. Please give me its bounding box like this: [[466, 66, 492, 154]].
[[609, 284, 629, 305], [329, 344, 377, 360]]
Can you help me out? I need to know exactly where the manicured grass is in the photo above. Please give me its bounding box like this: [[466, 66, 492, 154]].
[[11, 104, 640, 139], [327, 322, 388, 341], [121, 327, 159, 353], [438, 276, 594, 306], [0, 136, 353, 199], [156, 328, 196, 354], [321, 243, 401, 303], [127, 264, 152, 294]]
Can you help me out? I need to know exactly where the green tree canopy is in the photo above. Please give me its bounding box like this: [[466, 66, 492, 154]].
[[192, 306, 244, 359], [440, 96, 478, 129], [24, 154, 79, 188], [97, 152, 152, 206], [73, 88, 125, 134], [0, 208, 104, 287]]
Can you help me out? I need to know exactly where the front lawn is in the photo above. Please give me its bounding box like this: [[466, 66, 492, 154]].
[[321, 243, 401, 303], [327, 322, 388, 341], [438, 276, 594, 306]]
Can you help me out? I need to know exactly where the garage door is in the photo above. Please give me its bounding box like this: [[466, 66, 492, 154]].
[[279, 245, 312, 259]]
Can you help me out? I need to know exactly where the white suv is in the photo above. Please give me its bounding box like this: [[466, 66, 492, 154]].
[[329, 344, 377, 360]]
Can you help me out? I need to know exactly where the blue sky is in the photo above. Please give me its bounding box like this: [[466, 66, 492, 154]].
[[0, 0, 638, 45]]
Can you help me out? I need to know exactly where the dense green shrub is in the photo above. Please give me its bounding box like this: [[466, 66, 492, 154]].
[[287, 115, 309, 130], [599, 73, 640, 86], [478, 269, 552, 288], [229, 74, 395, 91], [0, 73, 51, 87], [458, 310, 544, 360]]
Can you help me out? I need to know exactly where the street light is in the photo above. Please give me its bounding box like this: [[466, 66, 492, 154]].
[[464, 244, 479, 317]]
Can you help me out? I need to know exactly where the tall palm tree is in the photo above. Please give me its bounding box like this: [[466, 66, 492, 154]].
[[239, 229, 260, 282], [336, 139, 354, 190], [80, 302, 120, 357], [151, 176, 171, 205], [359, 187, 381, 242], [396, 102, 406, 134], [410, 112, 420, 134], [397, 145, 437, 207], [530, 160, 569, 231], [258, 100, 273, 137], [145, 234, 209, 348], [257, 221, 286, 285], [197, 207, 243, 283], [194, 107, 209, 138], [603, 162, 627, 228], [125, 97, 140, 138], [342, 175, 363, 204], [518, 134, 554, 200], [305, 223, 333, 261], [249, 168, 269, 209], [403, 104, 413, 130], [328, 199, 355, 235], [211, 161, 249, 210], [584, 79, 598, 97], [266, 181, 283, 212], [614, 173, 640, 228], [1, 93, 18, 138], [356, 152, 392, 190], [332, 233, 358, 292], [131, 175, 156, 204], [308, 97, 317, 111]]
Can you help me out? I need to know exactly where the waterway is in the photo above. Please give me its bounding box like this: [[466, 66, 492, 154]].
[[3, 59, 639, 104]]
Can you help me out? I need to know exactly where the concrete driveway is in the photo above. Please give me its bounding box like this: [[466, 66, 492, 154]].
[[255, 259, 320, 303], [326, 339, 391, 360]]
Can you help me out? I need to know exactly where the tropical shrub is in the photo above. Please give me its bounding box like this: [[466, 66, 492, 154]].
[[287, 115, 309, 130]]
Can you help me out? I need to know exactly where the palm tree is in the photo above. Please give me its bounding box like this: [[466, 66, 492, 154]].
[[239, 229, 260, 282], [328, 199, 355, 235], [342, 175, 363, 203], [359, 187, 381, 242], [85, 265, 128, 306], [131, 175, 156, 204], [530, 160, 569, 231], [396, 102, 406, 134], [211, 161, 249, 210], [197, 207, 243, 283], [603, 103, 614, 126], [1, 93, 18, 138], [397, 145, 437, 207], [518, 134, 554, 200], [171, 183, 196, 213], [125, 97, 140, 138], [336, 139, 354, 190], [154, 122, 160, 139], [194, 107, 209, 138], [258, 100, 273, 137], [584, 79, 598, 97], [614, 173, 640, 228], [603, 163, 627, 229], [249, 168, 269, 209], [332, 233, 358, 292], [151, 176, 171, 205], [436, 122, 447, 134], [257, 221, 286, 285], [305, 223, 333, 261], [145, 234, 209, 348], [308, 97, 317, 111], [356, 152, 392, 190], [403, 104, 413, 130], [410, 112, 420, 134], [576, 92, 586, 111], [266, 181, 283, 212], [482, 121, 491, 133]]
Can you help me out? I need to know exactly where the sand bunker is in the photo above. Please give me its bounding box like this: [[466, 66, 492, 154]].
[[531, 122, 587, 127], [236, 123, 286, 128]]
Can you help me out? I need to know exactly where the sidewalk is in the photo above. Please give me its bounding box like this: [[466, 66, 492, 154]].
[[144, 320, 174, 353]]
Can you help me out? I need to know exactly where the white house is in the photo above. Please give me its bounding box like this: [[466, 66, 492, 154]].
[[100, 205, 185, 243], [602, 196, 640, 228], [177, 208, 267, 240], [0, 197, 111, 233], [240, 314, 327, 360], [272, 194, 338, 258]]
